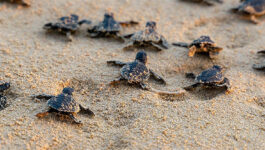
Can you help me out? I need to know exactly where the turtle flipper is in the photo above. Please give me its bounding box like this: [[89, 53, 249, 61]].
[[122, 33, 134, 39], [0, 83, 10, 92], [250, 15, 261, 24], [172, 42, 189, 48], [119, 21, 139, 27], [149, 69, 166, 84], [185, 73, 196, 79], [107, 60, 127, 66], [217, 77, 231, 90], [0, 96, 7, 111], [68, 113, 82, 124], [109, 77, 125, 85], [78, 19, 92, 25], [140, 83, 186, 96], [36, 111, 50, 118], [32, 94, 54, 100], [258, 50, 265, 54], [79, 104, 95, 117], [151, 42, 167, 51], [66, 32, 73, 41], [253, 63, 265, 70], [188, 46, 197, 57], [184, 83, 201, 91]]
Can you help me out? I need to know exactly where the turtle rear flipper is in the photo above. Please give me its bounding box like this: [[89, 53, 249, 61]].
[[216, 77, 231, 90], [184, 83, 201, 91], [79, 104, 95, 117], [172, 42, 189, 48], [119, 21, 139, 27]]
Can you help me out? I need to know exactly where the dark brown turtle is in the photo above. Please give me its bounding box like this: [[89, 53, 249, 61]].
[[184, 65, 231, 91], [0, 82, 10, 111], [123, 21, 169, 51], [87, 12, 138, 40], [5, 0, 30, 6], [43, 14, 91, 41], [232, 0, 265, 24], [107, 51, 185, 95], [32, 87, 94, 124], [253, 50, 265, 70], [181, 0, 223, 6], [172, 36, 223, 59]]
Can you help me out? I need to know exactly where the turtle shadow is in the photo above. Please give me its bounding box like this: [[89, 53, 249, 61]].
[[187, 87, 227, 100], [123, 44, 165, 52], [41, 31, 73, 43]]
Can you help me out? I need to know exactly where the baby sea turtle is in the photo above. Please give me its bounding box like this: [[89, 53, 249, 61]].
[[43, 14, 91, 41], [172, 36, 223, 59], [107, 51, 185, 95], [184, 65, 231, 91], [123, 21, 169, 51], [253, 50, 265, 70], [232, 0, 265, 24], [87, 12, 138, 39], [5, 0, 30, 6], [0, 82, 10, 111], [32, 87, 94, 124], [181, 0, 223, 6]]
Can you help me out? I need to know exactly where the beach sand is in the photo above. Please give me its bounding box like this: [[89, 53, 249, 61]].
[[0, 0, 264, 149]]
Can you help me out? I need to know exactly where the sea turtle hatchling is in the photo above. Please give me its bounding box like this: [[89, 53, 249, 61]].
[[181, 0, 223, 6], [32, 87, 94, 124], [87, 12, 138, 39], [43, 14, 91, 41], [107, 51, 185, 95], [253, 50, 265, 70], [5, 0, 30, 6], [184, 65, 231, 91], [0, 82, 10, 111], [172, 36, 223, 59], [123, 21, 170, 51], [232, 0, 265, 24]]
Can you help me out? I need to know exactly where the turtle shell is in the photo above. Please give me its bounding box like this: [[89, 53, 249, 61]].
[[195, 65, 224, 84], [47, 93, 80, 113], [120, 61, 150, 83], [93, 13, 121, 33], [44, 14, 80, 32], [239, 0, 265, 15], [190, 36, 215, 48]]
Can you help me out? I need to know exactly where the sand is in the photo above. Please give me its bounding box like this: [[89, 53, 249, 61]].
[[0, 0, 264, 149]]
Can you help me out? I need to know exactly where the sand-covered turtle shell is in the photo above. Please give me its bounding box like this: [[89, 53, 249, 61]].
[[190, 36, 216, 48], [44, 14, 81, 32], [47, 93, 80, 113], [238, 0, 265, 15], [195, 65, 224, 84], [129, 28, 166, 44], [120, 61, 150, 83], [91, 13, 121, 33]]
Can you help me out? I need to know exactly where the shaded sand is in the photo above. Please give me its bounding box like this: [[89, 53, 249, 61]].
[[0, 0, 264, 149]]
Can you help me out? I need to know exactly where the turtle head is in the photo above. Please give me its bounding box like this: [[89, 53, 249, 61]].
[[104, 12, 114, 20], [62, 87, 74, 95], [213, 65, 222, 72], [135, 51, 148, 64], [146, 21, 157, 30]]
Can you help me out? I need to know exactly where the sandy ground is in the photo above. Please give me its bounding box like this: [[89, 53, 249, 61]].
[[0, 0, 265, 149]]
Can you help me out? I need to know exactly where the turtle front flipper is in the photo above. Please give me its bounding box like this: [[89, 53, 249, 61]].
[[66, 32, 73, 41], [0, 96, 7, 111], [172, 42, 189, 48], [109, 77, 125, 85], [258, 50, 265, 54], [119, 21, 139, 27], [140, 83, 186, 96], [0, 83, 10, 92], [78, 19, 92, 25], [250, 15, 261, 24], [68, 113, 82, 124], [32, 94, 54, 100], [79, 104, 95, 117], [217, 77, 231, 90], [188, 46, 197, 57], [107, 60, 127, 66], [185, 73, 196, 79], [149, 69, 166, 84], [184, 83, 201, 91], [253, 63, 265, 70]]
